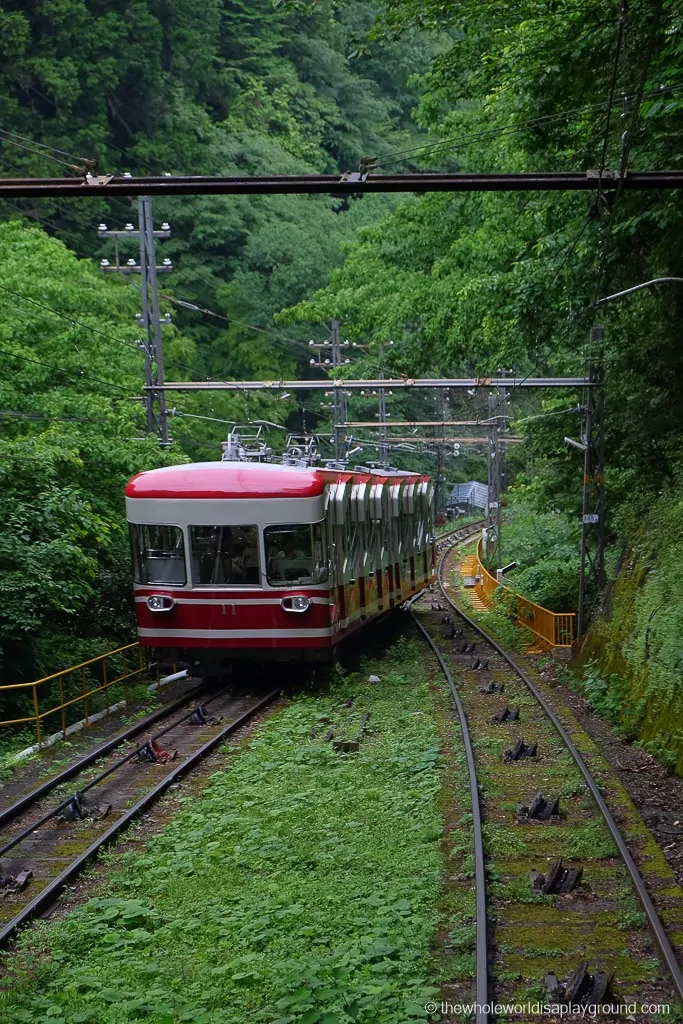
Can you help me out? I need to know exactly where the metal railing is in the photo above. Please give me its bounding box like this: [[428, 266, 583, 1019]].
[[472, 541, 575, 647], [0, 643, 152, 744]]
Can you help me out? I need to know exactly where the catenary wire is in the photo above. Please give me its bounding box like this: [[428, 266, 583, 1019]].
[[371, 83, 683, 168], [0, 282, 142, 354]]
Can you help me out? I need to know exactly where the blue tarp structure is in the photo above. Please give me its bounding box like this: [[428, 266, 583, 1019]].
[[447, 481, 488, 511]]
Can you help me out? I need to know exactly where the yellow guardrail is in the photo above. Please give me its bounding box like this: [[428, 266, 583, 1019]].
[[0, 643, 151, 745], [471, 540, 575, 648]]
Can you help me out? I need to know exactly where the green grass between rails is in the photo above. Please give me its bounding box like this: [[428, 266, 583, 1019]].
[[0, 638, 446, 1024]]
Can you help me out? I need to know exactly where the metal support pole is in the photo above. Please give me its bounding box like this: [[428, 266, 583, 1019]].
[[487, 393, 503, 569], [98, 203, 171, 444], [577, 326, 606, 638], [433, 389, 447, 516], [142, 196, 170, 447], [378, 343, 388, 469], [137, 198, 155, 434], [498, 370, 509, 495], [331, 320, 348, 464]]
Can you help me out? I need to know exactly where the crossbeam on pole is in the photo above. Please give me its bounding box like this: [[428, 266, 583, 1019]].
[[1, 171, 683, 199], [149, 377, 591, 392]]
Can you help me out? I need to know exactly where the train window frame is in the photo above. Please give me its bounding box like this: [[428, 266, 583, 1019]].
[[264, 521, 327, 588], [131, 524, 187, 587], [189, 525, 260, 587]]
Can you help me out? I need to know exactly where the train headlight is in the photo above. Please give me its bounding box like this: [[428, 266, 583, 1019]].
[[146, 595, 175, 612], [282, 595, 310, 613]]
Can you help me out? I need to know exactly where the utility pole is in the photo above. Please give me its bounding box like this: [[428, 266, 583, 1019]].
[[577, 325, 606, 638], [486, 392, 503, 569], [378, 342, 389, 469], [309, 322, 352, 465], [330, 320, 347, 463], [498, 369, 509, 495], [433, 388, 447, 516], [142, 196, 170, 446], [99, 198, 172, 445]]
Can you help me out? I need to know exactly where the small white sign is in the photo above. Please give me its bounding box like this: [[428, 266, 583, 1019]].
[[583, 513, 599, 524]]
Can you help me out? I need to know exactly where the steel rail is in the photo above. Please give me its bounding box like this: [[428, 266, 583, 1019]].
[[0, 681, 205, 831], [404, 517, 489, 1021], [408, 609, 489, 1024], [0, 683, 234, 859], [1, 171, 683, 198], [436, 539, 683, 1004], [0, 689, 279, 950]]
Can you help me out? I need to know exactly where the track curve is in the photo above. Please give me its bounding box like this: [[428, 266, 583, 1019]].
[[431, 532, 683, 1007]]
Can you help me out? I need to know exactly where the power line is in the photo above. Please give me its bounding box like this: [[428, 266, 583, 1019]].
[[596, 1, 628, 186], [0, 131, 78, 170], [0, 128, 90, 166], [0, 282, 142, 354], [591, 0, 665, 309], [0, 344, 133, 395], [510, 214, 593, 392], [160, 294, 326, 351], [366, 84, 683, 170]]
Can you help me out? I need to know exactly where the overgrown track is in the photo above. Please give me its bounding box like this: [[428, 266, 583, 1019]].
[[0, 680, 207, 831], [0, 686, 278, 949], [410, 534, 683, 1020]]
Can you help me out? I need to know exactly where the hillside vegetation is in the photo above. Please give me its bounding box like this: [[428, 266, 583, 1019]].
[[0, 0, 433, 689], [280, 0, 683, 767], [1, 0, 682, 768]]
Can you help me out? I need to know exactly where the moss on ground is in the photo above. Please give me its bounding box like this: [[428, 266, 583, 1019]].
[[0, 638, 447, 1024]]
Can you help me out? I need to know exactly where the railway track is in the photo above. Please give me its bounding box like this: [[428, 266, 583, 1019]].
[[0, 684, 278, 949], [410, 531, 683, 1021]]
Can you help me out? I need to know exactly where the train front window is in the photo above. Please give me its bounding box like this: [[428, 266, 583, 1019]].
[[190, 526, 260, 586], [131, 524, 186, 586], [265, 522, 327, 586]]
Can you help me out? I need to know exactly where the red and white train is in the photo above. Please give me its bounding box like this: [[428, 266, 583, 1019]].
[[125, 461, 435, 677]]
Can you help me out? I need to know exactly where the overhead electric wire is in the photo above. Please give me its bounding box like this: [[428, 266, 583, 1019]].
[[0, 345, 132, 394], [0, 131, 79, 170], [0, 282, 142, 354], [371, 83, 683, 169], [160, 293, 326, 351], [0, 199, 94, 258], [596, 2, 628, 187], [0, 128, 90, 166], [0, 410, 109, 424], [591, 0, 665, 310]]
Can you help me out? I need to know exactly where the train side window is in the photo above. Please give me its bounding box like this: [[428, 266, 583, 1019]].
[[265, 522, 327, 586], [190, 526, 260, 586], [131, 524, 186, 586]]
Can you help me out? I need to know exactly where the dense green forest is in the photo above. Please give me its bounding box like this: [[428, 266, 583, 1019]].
[[0, 0, 436, 687], [281, 0, 683, 765], [1, 0, 682, 765]]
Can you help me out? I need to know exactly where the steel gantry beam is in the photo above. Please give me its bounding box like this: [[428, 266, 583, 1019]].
[[1, 170, 683, 198], [148, 376, 591, 392]]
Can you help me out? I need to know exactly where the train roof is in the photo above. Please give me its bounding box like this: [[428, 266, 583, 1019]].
[[126, 461, 326, 500]]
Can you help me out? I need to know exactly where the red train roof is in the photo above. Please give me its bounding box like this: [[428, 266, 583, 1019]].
[[126, 462, 326, 500]]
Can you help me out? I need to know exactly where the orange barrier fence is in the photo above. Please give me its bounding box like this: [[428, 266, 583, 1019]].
[[463, 541, 575, 648], [0, 643, 152, 744]]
